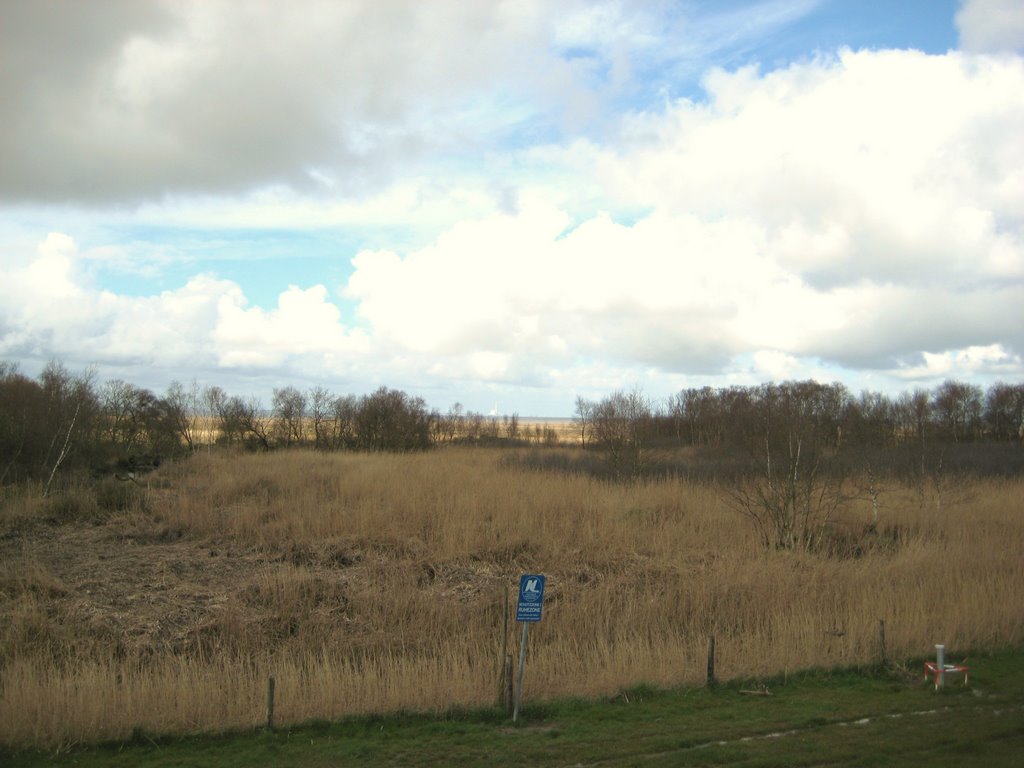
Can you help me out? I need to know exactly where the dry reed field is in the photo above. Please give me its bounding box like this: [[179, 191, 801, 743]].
[[2, 446, 1023, 750]]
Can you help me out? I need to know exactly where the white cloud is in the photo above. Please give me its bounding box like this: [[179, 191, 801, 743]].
[[893, 344, 1022, 380], [21, 232, 83, 300], [608, 49, 1024, 251], [214, 284, 368, 369], [0, 0, 834, 206], [344, 203, 761, 373], [339, 47, 1024, 388], [752, 349, 804, 380], [0, 0, 605, 203], [0, 234, 227, 365], [0, 233, 368, 383], [0, 233, 96, 352], [957, 0, 1024, 53], [92, 275, 228, 363]]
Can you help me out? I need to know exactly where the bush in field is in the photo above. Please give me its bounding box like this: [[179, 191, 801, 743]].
[[931, 380, 984, 443], [45, 488, 101, 523], [984, 382, 1024, 442], [723, 382, 846, 551], [100, 379, 190, 460], [352, 386, 433, 451], [94, 478, 149, 513], [0, 362, 102, 488], [589, 389, 652, 478], [272, 386, 307, 446]]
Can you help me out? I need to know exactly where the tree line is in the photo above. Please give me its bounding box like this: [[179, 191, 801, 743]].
[[1, 358, 1021, 490], [0, 360, 553, 487], [570, 380, 1023, 550], [575, 379, 1023, 460]]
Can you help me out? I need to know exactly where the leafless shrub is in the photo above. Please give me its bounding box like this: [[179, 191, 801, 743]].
[[724, 432, 844, 550]]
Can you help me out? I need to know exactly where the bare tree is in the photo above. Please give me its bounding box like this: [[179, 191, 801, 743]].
[[1, 362, 102, 486], [101, 380, 150, 452], [212, 394, 270, 449], [308, 386, 334, 449], [932, 380, 983, 443], [849, 390, 896, 448], [723, 383, 845, 550], [484, 415, 500, 441], [272, 386, 307, 446], [573, 396, 594, 448], [330, 394, 358, 449], [41, 363, 99, 496], [590, 388, 651, 478], [671, 386, 723, 447], [543, 424, 560, 446], [894, 388, 931, 446], [165, 380, 201, 453], [665, 390, 686, 445], [240, 397, 272, 450], [464, 411, 485, 443], [0, 364, 34, 484], [432, 402, 464, 444], [203, 386, 230, 447], [985, 382, 1024, 441]]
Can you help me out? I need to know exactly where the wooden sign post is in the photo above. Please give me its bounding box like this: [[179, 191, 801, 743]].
[[513, 574, 546, 723]]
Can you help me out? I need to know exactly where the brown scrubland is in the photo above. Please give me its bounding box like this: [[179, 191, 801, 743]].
[[2, 446, 1022, 751]]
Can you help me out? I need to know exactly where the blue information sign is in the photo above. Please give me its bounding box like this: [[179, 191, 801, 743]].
[[515, 574, 546, 623]]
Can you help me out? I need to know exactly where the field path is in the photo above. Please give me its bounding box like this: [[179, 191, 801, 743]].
[[563, 702, 1024, 767]]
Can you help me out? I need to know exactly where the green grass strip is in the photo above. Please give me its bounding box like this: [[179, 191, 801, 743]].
[[5, 650, 1024, 767]]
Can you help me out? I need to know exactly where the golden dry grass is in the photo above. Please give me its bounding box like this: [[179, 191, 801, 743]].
[[1, 447, 1022, 750]]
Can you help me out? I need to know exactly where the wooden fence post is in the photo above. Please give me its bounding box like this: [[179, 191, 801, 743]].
[[878, 619, 887, 667], [266, 676, 275, 730], [499, 586, 510, 709], [503, 654, 514, 713], [706, 635, 716, 687]]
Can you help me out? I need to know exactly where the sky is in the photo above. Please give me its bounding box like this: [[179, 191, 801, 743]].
[[1, 0, 1023, 416]]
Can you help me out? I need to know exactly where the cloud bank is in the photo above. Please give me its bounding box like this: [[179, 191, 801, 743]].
[[1, 2, 1022, 410], [957, 0, 1024, 53], [344, 48, 1024, 384]]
